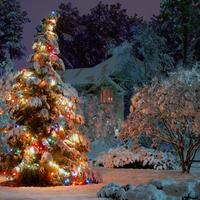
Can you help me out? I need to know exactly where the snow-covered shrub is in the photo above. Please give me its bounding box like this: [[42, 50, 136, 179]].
[[97, 178, 200, 200], [0, 99, 15, 154], [0, 60, 16, 154], [119, 66, 200, 173], [91, 146, 180, 170], [78, 93, 123, 146]]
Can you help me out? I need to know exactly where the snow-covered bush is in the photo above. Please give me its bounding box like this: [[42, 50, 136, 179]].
[[78, 94, 122, 146], [91, 146, 180, 170], [0, 99, 15, 154], [0, 60, 16, 154], [0, 59, 16, 102], [119, 66, 200, 173], [97, 178, 200, 200]]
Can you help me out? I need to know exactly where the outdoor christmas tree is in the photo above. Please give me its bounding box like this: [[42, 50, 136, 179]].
[[1, 11, 101, 186]]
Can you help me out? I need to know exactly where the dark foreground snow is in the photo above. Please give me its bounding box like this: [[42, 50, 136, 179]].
[[97, 178, 200, 200]]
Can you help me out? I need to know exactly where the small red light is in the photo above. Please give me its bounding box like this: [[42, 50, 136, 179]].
[[3, 171, 6, 175]]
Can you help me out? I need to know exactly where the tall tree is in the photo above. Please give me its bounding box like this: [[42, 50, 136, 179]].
[[1, 11, 101, 186], [158, 0, 200, 68], [55, 2, 144, 69], [0, 0, 30, 61], [131, 25, 174, 79], [119, 65, 200, 173]]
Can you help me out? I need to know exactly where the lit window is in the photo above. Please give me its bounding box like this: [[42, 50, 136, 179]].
[[100, 89, 113, 103]]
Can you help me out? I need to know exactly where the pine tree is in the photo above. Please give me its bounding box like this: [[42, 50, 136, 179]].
[[1, 11, 101, 186], [0, 0, 30, 61]]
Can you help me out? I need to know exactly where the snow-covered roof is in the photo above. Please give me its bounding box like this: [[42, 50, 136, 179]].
[[59, 55, 142, 85]]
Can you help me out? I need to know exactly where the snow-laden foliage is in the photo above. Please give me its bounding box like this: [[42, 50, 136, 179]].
[[78, 94, 122, 146], [56, 2, 144, 69], [119, 65, 200, 173], [0, 59, 17, 102], [131, 25, 174, 78], [159, 0, 200, 68], [0, 59, 16, 154], [0, 0, 30, 61], [0, 99, 15, 154], [107, 42, 148, 87], [97, 178, 200, 200], [91, 146, 179, 170]]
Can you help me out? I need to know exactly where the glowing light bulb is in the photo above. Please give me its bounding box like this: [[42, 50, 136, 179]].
[[50, 19, 56, 24], [15, 167, 20, 172], [40, 45, 46, 51], [72, 134, 78, 142], [40, 81, 46, 87], [59, 126, 64, 131], [51, 131, 57, 137], [51, 79, 56, 86], [30, 147, 35, 154], [65, 178, 69, 184], [48, 25, 53, 31], [24, 72, 32, 77], [12, 172, 17, 176]]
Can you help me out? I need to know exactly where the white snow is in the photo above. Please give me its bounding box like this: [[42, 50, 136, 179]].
[[0, 167, 200, 200], [90, 145, 180, 170], [97, 177, 200, 200]]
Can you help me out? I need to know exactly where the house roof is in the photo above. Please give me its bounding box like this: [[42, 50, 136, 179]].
[[87, 75, 126, 94], [60, 55, 142, 85]]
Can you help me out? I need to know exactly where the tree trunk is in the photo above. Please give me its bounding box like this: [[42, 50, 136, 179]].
[[9, 45, 13, 60], [177, 148, 186, 173], [183, 27, 188, 68]]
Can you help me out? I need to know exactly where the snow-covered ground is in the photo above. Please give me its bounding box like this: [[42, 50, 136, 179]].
[[0, 167, 200, 200], [0, 143, 199, 200]]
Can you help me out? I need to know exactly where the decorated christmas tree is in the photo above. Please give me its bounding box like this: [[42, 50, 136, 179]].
[[1, 11, 101, 186]]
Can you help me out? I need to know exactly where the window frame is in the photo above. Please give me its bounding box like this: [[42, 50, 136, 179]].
[[99, 87, 113, 103]]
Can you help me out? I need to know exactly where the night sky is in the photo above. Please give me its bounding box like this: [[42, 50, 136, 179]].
[[14, 0, 162, 70]]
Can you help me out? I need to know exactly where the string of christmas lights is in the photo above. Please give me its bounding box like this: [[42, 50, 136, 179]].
[[1, 11, 94, 186]]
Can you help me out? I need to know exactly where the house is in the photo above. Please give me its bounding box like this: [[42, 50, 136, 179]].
[[58, 55, 143, 129]]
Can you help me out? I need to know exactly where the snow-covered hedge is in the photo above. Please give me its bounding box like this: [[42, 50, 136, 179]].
[[97, 178, 200, 200], [91, 146, 180, 170]]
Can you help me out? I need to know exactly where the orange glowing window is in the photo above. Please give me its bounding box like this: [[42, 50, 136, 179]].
[[100, 89, 113, 103]]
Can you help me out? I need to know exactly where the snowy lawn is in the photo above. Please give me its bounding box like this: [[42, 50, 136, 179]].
[[0, 167, 200, 200]]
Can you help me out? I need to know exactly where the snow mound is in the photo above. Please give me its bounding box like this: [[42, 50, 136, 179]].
[[97, 178, 200, 200], [91, 146, 180, 170]]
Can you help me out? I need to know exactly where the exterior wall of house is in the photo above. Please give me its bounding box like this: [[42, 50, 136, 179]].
[[69, 82, 125, 130], [94, 83, 124, 129]]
